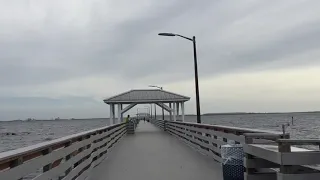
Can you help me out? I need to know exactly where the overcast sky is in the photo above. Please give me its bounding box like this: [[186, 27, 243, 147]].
[[1, 0, 320, 120]]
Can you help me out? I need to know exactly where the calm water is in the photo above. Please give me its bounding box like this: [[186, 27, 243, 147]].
[[1, 113, 320, 153]]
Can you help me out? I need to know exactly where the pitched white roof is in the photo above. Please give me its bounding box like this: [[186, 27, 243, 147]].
[[103, 89, 190, 104]]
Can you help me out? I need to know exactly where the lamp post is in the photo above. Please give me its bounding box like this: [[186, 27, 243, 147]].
[[144, 106, 150, 119], [149, 85, 165, 120], [158, 33, 201, 123]]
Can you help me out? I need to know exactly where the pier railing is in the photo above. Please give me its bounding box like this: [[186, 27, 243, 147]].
[[152, 119, 320, 180], [151, 120, 286, 163], [244, 139, 320, 180], [0, 122, 127, 180]]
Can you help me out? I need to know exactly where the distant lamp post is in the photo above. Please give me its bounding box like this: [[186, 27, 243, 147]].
[[158, 32, 201, 123], [149, 85, 165, 120], [144, 106, 150, 118]]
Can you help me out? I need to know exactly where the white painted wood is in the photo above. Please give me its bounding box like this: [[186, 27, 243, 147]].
[[155, 103, 173, 112], [0, 137, 94, 180], [109, 105, 113, 125], [120, 103, 137, 114], [120, 104, 123, 122], [180, 124, 246, 143], [167, 123, 226, 147], [117, 104, 121, 123], [34, 145, 94, 180], [112, 104, 116, 124], [244, 144, 281, 164], [173, 103, 176, 121], [0, 123, 124, 163], [167, 125, 220, 154], [171, 121, 282, 135], [244, 158, 279, 169], [277, 172, 320, 180], [77, 168, 90, 180], [155, 120, 320, 179], [181, 102, 185, 122], [62, 155, 92, 180], [169, 103, 172, 121], [34, 128, 126, 180], [0, 123, 127, 180], [244, 172, 277, 180], [281, 151, 320, 165], [167, 126, 223, 162], [176, 102, 179, 119]]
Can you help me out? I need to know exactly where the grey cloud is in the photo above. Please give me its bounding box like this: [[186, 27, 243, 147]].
[[0, 96, 98, 108], [1, 0, 320, 119], [1, 0, 202, 86]]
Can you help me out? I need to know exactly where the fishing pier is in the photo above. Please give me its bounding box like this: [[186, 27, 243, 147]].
[[1, 89, 320, 180]]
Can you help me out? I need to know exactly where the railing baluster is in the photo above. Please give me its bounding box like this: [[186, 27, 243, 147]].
[[42, 147, 53, 172], [63, 140, 73, 179], [10, 157, 23, 180]]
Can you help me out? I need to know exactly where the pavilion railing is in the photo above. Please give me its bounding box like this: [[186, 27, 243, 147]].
[[0, 123, 127, 180]]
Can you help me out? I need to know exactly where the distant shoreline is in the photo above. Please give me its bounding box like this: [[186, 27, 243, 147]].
[[202, 111, 320, 116], [3, 111, 320, 122]]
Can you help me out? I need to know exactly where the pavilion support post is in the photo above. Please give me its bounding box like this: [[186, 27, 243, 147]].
[[120, 104, 123, 122], [154, 104, 156, 119], [176, 102, 180, 121], [109, 105, 113, 125], [112, 104, 116, 124], [181, 102, 185, 122], [117, 104, 122, 124], [110, 104, 115, 125], [169, 103, 172, 121], [173, 102, 177, 121]]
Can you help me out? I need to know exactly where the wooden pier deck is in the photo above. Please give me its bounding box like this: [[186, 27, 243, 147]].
[[2, 89, 320, 180], [91, 122, 222, 180], [1, 119, 320, 180]]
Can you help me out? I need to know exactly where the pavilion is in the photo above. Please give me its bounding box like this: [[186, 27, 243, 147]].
[[103, 89, 190, 124]]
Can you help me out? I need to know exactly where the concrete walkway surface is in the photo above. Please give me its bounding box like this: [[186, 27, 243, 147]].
[[91, 122, 222, 180]]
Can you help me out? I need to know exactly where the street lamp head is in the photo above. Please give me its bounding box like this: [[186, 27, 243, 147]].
[[149, 85, 163, 90], [158, 33, 176, 37]]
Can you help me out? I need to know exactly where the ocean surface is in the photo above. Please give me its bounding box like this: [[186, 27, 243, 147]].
[[1, 113, 320, 153]]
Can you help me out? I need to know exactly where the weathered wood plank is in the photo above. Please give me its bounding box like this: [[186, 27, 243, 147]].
[[0, 137, 93, 180], [277, 172, 320, 180], [0, 122, 127, 180], [0, 123, 126, 164], [244, 172, 277, 180]]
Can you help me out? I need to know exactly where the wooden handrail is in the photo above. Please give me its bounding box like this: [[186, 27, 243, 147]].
[[168, 121, 282, 135], [0, 122, 127, 180], [0, 123, 125, 163], [277, 139, 320, 145], [150, 120, 283, 163]]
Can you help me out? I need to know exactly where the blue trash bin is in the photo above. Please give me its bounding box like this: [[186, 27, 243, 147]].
[[221, 144, 245, 180]]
